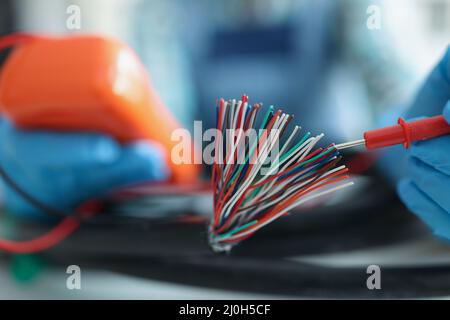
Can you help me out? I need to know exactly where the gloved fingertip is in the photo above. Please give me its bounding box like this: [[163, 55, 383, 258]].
[[87, 134, 121, 163], [408, 134, 450, 177], [397, 178, 425, 215], [397, 178, 413, 204], [397, 178, 450, 238], [42, 133, 121, 167], [124, 141, 171, 181], [443, 100, 450, 124]]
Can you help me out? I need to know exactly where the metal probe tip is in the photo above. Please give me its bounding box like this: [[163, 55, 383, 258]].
[[334, 139, 366, 150]]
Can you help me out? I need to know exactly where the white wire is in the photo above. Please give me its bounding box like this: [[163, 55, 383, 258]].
[[233, 163, 346, 225], [244, 134, 323, 206], [212, 100, 352, 245], [215, 181, 354, 241], [220, 116, 283, 220]]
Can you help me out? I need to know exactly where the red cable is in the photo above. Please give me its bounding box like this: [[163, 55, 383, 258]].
[[0, 201, 100, 254]]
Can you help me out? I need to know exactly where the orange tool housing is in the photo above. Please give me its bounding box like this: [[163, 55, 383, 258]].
[[0, 34, 199, 183]]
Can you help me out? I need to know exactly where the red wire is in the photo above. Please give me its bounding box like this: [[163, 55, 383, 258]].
[[213, 111, 281, 233], [249, 147, 324, 189], [216, 110, 280, 216], [220, 163, 348, 239], [0, 201, 100, 254], [0, 217, 80, 253], [222, 173, 350, 244]]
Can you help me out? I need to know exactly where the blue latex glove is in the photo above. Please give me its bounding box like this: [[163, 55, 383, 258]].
[[396, 46, 450, 241], [0, 117, 170, 219]]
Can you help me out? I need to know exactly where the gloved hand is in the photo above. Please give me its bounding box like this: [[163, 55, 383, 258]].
[[0, 117, 170, 219], [396, 46, 450, 241]]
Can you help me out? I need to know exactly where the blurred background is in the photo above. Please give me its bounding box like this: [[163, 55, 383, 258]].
[[5, 0, 450, 137], [0, 0, 450, 299]]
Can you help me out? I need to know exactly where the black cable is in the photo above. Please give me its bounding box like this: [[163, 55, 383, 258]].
[[0, 166, 82, 220], [5, 160, 450, 297], [0, 1, 14, 64]]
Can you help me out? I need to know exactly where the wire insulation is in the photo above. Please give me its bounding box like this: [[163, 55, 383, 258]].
[[209, 96, 353, 252]]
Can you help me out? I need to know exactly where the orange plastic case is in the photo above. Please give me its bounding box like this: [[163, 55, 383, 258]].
[[0, 34, 199, 183]]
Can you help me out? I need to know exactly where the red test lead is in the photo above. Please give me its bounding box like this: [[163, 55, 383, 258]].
[[335, 115, 450, 151]]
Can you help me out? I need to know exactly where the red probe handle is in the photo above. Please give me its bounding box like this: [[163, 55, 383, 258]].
[[364, 115, 450, 150]]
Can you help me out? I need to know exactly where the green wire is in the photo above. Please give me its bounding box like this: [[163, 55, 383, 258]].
[[297, 145, 336, 167], [217, 220, 258, 239], [260, 105, 274, 129], [238, 129, 312, 200], [279, 131, 311, 163], [251, 131, 310, 183], [225, 106, 274, 189], [242, 186, 261, 206], [249, 145, 337, 195]]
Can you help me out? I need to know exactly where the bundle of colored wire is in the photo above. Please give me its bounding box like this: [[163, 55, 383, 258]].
[[209, 96, 353, 252]]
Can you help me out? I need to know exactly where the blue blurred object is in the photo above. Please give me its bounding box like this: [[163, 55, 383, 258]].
[[395, 46, 450, 240], [0, 118, 169, 219], [192, 0, 335, 136]]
